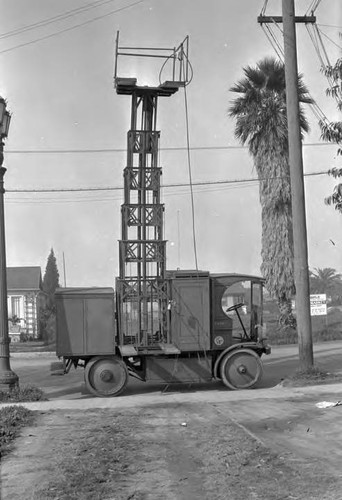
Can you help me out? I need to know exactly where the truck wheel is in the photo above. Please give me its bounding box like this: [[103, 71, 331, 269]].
[[84, 356, 128, 397], [220, 348, 262, 390]]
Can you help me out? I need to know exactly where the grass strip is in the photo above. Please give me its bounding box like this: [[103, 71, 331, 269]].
[[0, 405, 35, 457]]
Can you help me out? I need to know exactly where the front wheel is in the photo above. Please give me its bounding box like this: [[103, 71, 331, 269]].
[[84, 356, 128, 397], [220, 348, 263, 390]]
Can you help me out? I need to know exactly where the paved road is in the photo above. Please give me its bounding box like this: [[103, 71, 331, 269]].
[[261, 340, 342, 387], [8, 340, 342, 401]]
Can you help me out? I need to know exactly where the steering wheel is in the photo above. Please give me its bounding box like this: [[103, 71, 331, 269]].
[[226, 302, 245, 312]]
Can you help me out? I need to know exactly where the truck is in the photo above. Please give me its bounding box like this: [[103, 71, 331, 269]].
[[54, 34, 271, 397]]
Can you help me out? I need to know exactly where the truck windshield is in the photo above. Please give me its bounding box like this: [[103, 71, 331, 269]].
[[221, 280, 263, 341]]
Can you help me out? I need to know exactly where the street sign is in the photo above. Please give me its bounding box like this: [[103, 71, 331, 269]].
[[310, 294, 327, 316]]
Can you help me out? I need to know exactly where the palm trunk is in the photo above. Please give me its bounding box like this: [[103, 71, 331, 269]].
[[277, 296, 296, 329]]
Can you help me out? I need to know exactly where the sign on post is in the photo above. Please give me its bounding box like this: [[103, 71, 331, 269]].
[[310, 294, 327, 316]]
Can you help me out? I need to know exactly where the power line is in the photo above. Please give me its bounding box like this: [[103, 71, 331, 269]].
[[317, 24, 342, 29], [260, 0, 269, 16], [317, 28, 342, 51], [260, 23, 284, 61], [306, 22, 342, 112], [305, 0, 322, 15], [0, 0, 121, 40], [5, 182, 260, 205], [305, 0, 316, 16], [5, 170, 329, 194], [258, 11, 331, 124], [0, 0, 145, 55], [313, 0, 323, 13], [5, 181, 260, 204], [4, 142, 337, 155], [4, 145, 243, 154], [183, 77, 198, 270]]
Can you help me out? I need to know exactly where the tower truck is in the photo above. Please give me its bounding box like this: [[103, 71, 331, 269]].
[[54, 34, 271, 397]]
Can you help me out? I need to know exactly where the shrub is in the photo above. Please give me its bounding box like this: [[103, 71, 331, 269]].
[[0, 384, 47, 403], [266, 321, 342, 345]]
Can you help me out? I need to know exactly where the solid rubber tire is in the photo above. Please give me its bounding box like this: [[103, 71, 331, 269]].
[[220, 348, 263, 390], [84, 356, 128, 397]]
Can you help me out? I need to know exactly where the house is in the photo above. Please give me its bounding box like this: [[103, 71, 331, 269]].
[[7, 266, 43, 341]]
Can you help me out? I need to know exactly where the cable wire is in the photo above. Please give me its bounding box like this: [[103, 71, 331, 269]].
[[305, 0, 316, 16], [0, 0, 122, 40], [0, 0, 145, 55], [5, 170, 329, 194], [305, 22, 342, 112], [312, 0, 323, 14], [262, 23, 284, 61], [259, 17, 331, 124], [314, 25, 332, 66], [5, 142, 335, 155], [317, 27, 342, 51], [183, 83, 199, 270], [317, 24, 342, 29], [260, 0, 269, 16]]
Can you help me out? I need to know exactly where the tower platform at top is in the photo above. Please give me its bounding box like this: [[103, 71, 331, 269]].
[[115, 77, 185, 96], [113, 31, 191, 96]]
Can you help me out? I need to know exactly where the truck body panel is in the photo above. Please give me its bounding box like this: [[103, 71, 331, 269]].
[[55, 287, 115, 357]]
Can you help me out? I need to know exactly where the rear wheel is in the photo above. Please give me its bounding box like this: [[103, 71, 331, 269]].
[[84, 356, 128, 397], [220, 348, 262, 390]]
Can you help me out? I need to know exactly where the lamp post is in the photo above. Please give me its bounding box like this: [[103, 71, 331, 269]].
[[0, 96, 19, 390]]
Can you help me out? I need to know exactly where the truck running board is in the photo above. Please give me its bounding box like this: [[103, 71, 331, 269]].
[[119, 345, 138, 357], [158, 343, 181, 354]]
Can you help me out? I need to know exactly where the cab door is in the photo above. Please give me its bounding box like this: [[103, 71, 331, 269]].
[[170, 277, 210, 351]]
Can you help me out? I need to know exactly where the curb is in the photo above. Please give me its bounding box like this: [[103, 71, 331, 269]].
[[10, 351, 56, 358]]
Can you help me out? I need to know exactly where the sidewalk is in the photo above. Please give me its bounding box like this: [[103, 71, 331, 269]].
[[2, 380, 342, 411]]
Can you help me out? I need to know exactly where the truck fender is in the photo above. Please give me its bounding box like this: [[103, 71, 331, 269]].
[[213, 342, 261, 379]]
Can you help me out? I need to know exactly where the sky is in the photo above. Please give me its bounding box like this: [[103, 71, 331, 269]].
[[0, 0, 341, 287]]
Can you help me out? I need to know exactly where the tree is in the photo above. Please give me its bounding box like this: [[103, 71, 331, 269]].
[[320, 59, 342, 212], [40, 248, 60, 343], [43, 248, 60, 309], [229, 57, 313, 327], [309, 267, 342, 303]]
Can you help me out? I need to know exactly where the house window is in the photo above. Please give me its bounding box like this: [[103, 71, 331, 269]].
[[11, 296, 21, 317]]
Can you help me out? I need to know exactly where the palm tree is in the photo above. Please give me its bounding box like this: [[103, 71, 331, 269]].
[[229, 57, 313, 327], [309, 268, 342, 299]]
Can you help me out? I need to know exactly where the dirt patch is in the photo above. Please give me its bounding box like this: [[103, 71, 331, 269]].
[[2, 402, 342, 500], [236, 397, 342, 478], [280, 367, 342, 387]]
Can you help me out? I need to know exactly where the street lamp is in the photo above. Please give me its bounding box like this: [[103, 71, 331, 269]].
[[0, 96, 18, 391]]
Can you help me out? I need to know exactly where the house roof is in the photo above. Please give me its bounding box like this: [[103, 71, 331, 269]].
[[7, 267, 42, 291]]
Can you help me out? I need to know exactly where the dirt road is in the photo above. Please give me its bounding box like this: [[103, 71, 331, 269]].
[[2, 343, 342, 498], [2, 394, 342, 500]]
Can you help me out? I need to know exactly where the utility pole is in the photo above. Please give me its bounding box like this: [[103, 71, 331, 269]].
[[258, 2, 314, 370], [282, 0, 313, 370]]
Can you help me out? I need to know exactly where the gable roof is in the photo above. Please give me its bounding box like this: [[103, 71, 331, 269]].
[[7, 267, 42, 291]]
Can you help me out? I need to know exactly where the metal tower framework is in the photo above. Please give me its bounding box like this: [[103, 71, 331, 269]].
[[114, 33, 190, 350]]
